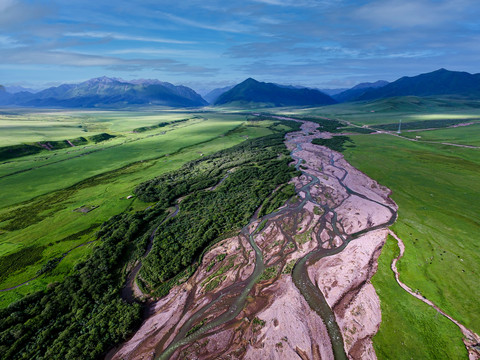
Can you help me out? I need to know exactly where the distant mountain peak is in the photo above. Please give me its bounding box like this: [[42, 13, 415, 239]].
[[203, 85, 235, 104], [214, 78, 336, 107], [243, 77, 259, 84], [351, 80, 389, 90], [83, 76, 123, 85]]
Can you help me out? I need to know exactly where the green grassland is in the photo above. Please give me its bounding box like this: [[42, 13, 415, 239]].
[[0, 108, 200, 145], [342, 133, 479, 358], [401, 122, 480, 146], [372, 235, 466, 359], [0, 110, 282, 307], [275, 96, 480, 126], [0, 118, 239, 206], [1, 99, 479, 359]]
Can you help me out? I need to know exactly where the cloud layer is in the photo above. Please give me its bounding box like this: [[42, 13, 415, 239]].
[[1, 0, 479, 90]]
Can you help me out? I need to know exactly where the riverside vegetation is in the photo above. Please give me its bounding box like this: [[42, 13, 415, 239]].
[[0, 114, 301, 359]]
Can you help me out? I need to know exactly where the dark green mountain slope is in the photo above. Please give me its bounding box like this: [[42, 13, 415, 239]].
[[333, 80, 388, 102], [214, 78, 336, 107], [357, 69, 480, 101]]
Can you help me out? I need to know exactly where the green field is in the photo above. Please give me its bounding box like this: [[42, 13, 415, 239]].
[[372, 235, 466, 359], [275, 96, 480, 126], [0, 109, 282, 306], [0, 108, 203, 145], [401, 122, 480, 146]]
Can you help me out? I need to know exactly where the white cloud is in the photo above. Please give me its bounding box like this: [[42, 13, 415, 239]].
[[108, 48, 216, 59], [0, 0, 15, 12], [159, 12, 254, 34], [0, 35, 18, 47], [64, 31, 195, 44], [354, 0, 472, 28], [0, 48, 217, 74]]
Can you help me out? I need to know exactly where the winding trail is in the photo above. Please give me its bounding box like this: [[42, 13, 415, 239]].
[[389, 230, 480, 359], [337, 118, 480, 149]]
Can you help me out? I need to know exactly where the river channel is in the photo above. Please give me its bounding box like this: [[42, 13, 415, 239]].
[[114, 118, 398, 360]]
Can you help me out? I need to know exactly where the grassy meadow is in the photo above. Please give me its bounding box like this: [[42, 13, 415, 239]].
[[0, 109, 281, 306], [372, 235, 466, 359], [276, 96, 480, 126], [401, 121, 480, 146]]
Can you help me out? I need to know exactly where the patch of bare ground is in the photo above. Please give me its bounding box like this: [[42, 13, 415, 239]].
[[308, 229, 388, 358], [110, 117, 398, 360]]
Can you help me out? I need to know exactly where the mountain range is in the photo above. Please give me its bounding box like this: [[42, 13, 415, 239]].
[[4, 85, 41, 94], [0, 77, 208, 108], [357, 69, 480, 101], [1, 69, 480, 109]]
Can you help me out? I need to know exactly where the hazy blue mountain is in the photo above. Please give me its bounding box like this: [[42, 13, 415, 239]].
[[0, 85, 13, 103], [5, 85, 41, 94], [0, 77, 208, 108], [204, 85, 235, 104], [357, 69, 480, 101], [214, 78, 336, 107], [319, 88, 349, 96], [333, 80, 389, 102]]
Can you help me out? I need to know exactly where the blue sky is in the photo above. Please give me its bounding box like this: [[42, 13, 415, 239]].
[[1, 0, 479, 93]]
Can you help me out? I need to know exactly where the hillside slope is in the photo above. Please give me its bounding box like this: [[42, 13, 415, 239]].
[[357, 69, 480, 101], [214, 78, 336, 107], [334, 80, 388, 102]]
